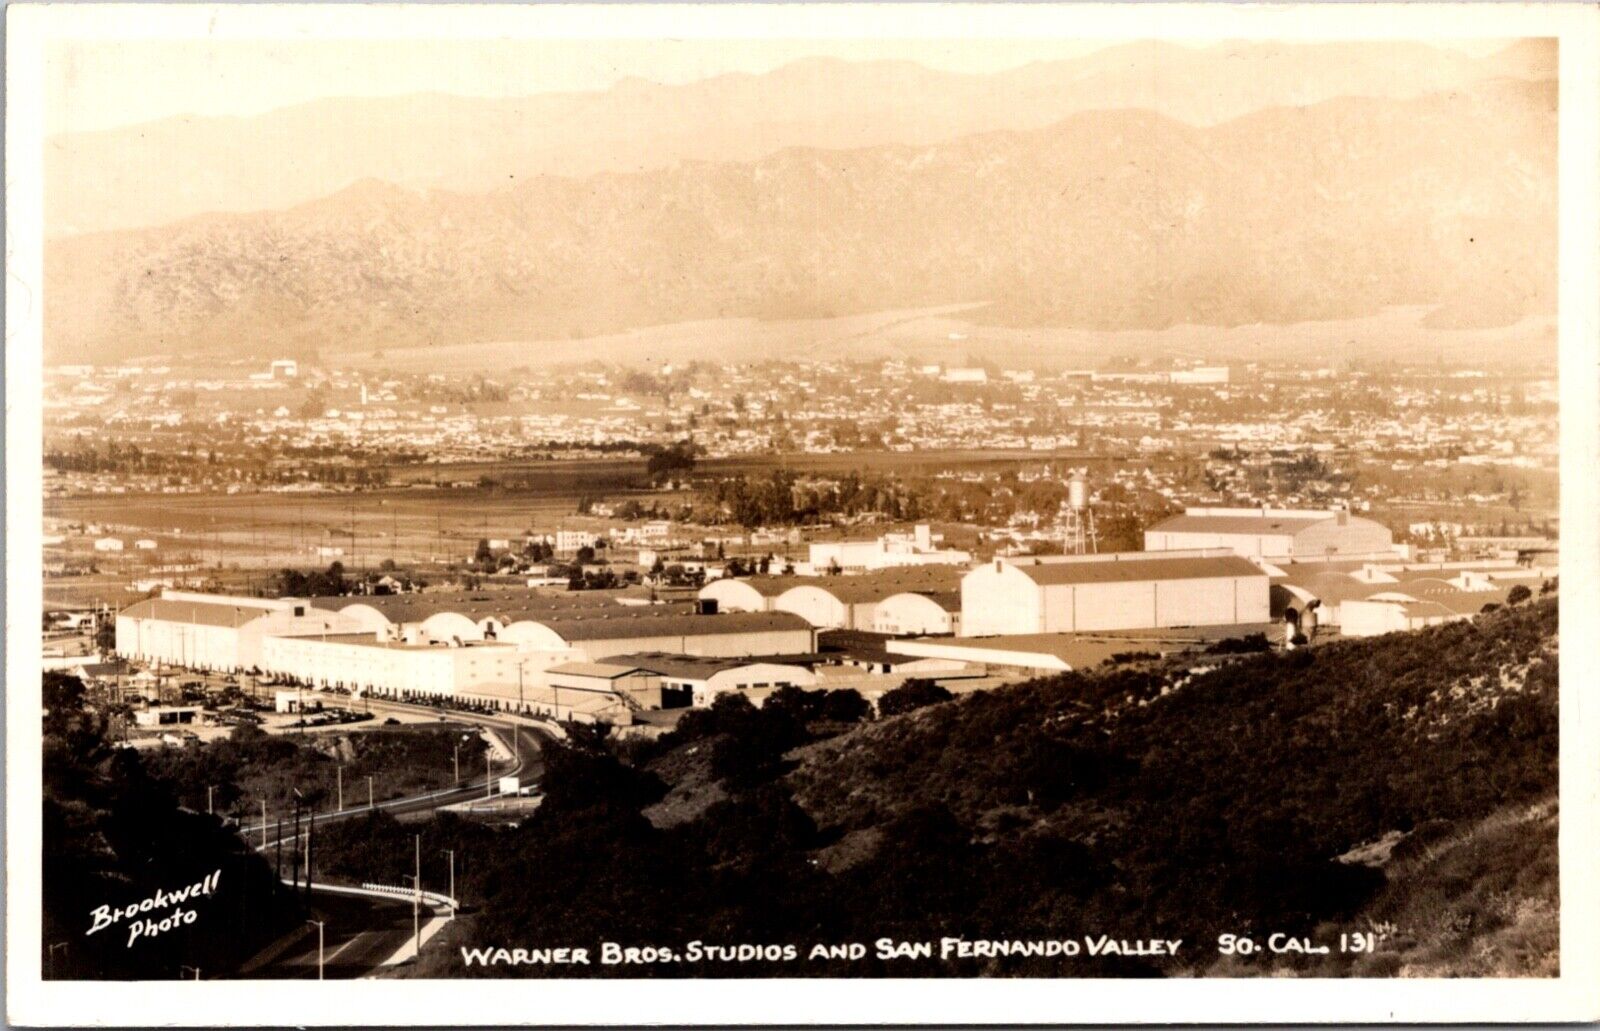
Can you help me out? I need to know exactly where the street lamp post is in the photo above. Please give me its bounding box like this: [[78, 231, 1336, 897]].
[[367, 775, 374, 809], [307, 920, 325, 980], [336, 765, 343, 812], [440, 849, 456, 918]]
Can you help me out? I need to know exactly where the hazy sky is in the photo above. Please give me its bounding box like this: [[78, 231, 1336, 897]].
[[48, 37, 1517, 135]]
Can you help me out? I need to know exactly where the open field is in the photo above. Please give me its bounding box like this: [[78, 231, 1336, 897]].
[[42, 447, 1113, 580], [332, 305, 1557, 374]]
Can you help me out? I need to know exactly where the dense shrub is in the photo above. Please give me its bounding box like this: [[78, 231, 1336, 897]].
[[877, 679, 954, 717]]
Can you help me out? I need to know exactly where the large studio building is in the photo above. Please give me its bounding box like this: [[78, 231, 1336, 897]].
[[1144, 507, 1395, 560], [959, 550, 1271, 636]]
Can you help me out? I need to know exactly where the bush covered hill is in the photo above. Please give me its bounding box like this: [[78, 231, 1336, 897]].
[[136, 722, 486, 824], [41, 675, 303, 979], [331, 599, 1557, 979]]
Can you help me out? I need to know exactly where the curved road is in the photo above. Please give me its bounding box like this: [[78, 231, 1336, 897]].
[[242, 699, 548, 848], [241, 698, 550, 977], [249, 891, 445, 980]]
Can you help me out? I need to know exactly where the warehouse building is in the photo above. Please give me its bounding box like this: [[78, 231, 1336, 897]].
[[311, 589, 691, 643], [258, 632, 571, 697], [1145, 507, 1395, 559], [869, 590, 961, 636], [496, 610, 816, 662], [1341, 582, 1510, 638], [960, 550, 1270, 636], [115, 590, 364, 672], [544, 662, 668, 710], [807, 524, 971, 572], [697, 575, 806, 613], [611, 652, 818, 708], [772, 567, 964, 632]]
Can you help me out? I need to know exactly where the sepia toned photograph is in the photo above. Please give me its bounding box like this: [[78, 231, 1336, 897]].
[[6, 3, 1599, 1026]]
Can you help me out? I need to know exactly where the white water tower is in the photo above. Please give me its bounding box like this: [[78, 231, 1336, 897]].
[[1063, 471, 1098, 555]]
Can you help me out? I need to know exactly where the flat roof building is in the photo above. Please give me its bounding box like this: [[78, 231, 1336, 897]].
[[961, 550, 1270, 637], [1145, 507, 1395, 560]]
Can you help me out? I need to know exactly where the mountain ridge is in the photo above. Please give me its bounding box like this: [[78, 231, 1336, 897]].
[[47, 39, 1552, 236], [45, 79, 1555, 363]]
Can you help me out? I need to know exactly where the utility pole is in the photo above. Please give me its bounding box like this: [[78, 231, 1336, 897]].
[[367, 775, 374, 809], [307, 920, 325, 980], [485, 751, 492, 800], [291, 791, 303, 892], [453, 742, 460, 785], [207, 785, 214, 816], [336, 766, 343, 812], [304, 810, 315, 898], [260, 800, 268, 849], [413, 834, 422, 958], [441, 849, 456, 918]]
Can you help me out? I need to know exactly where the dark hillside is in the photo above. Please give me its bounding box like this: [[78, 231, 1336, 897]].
[[356, 598, 1558, 978], [41, 675, 304, 979]]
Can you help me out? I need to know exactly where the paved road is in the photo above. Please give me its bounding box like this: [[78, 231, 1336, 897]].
[[241, 701, 548, 847], [234, 698, 548, 975], [250, 890, 446, 979]]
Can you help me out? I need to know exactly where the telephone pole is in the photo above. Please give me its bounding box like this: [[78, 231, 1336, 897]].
[[412, 834, 422, 957], [307, 920, 325, 980], [441, 849, 456, 918]]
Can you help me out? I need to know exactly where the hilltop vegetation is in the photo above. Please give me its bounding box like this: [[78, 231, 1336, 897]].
[[41, 675, 301, 979], [343, 598, 1558, 978]]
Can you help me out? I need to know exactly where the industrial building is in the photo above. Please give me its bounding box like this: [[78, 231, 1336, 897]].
[[699, 567, 963, 634], [610, 653, 818, 708], [545, 662, 668, 710], [1271, 560, 1549, 633], [497, 610, 815, 661], [869, 590, 962, 636], [960, 550, 1270, 636], [1340, 583, 1510, 637], [258, 633, 568, 697], [116, 589, 817, 710], [697, 575, 803, 613], [1144, 507, 1395, 560], [116, 591, 365, 672], [807, 524, 971, 572]]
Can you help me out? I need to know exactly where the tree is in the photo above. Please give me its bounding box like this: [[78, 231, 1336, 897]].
[[819, 689, 870, 724], [877, 679, 954, 718], [1507, 584, 1533, 606]]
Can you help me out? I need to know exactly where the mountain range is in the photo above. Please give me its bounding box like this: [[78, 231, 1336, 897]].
[[44, 41, 1557, 363]]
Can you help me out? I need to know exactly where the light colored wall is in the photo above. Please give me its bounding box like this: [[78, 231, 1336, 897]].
[[1340, 600, 1409, 638], [774, 586, 850, 629], [699, 579, 770, 612], [420, 611, 482, 644], [116, 616, 246, 671], [1292, 518, 1394, 557], [961, 563, 1043, 635], [1144, 530, 1297, 557], [577, 627, 816, 662], [237, 607, 364, 669], [871, 593, 957, 636]]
